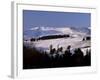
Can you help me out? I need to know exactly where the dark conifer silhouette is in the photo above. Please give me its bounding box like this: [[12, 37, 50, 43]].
[[23, 44, 91, 69]]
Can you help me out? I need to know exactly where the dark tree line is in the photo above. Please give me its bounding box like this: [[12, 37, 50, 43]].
[[82, 36, 91, 41], [28, 35, 91, 42], [30, 34, 70, 41], [23, 45, 91, 69]]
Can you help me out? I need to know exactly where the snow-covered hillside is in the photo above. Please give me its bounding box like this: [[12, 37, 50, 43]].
[[24, 26, 91, 56], [24, 26, 90, 40], [24, 38, 90, 56]]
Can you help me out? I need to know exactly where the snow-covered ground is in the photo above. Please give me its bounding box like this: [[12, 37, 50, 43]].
[[24, 37, 90, 56], [24, 26, 91, 56]]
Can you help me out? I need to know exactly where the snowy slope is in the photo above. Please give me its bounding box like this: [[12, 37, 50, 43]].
[[24, 26, 90, 40], [24, 26, 91, 56], [24, 37, 90, 56]]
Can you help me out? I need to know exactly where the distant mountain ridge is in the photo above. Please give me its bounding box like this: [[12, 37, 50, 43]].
[[70, 27, 90, 34], [24, 26, 90, 40]]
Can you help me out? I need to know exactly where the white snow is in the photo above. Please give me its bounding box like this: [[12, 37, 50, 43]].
[[29, 26, 88, 37], [24, 37, 90, 56], [24, 26, 91, 56]]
